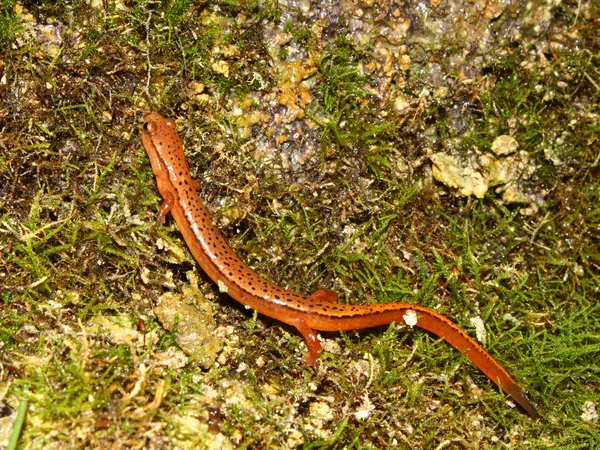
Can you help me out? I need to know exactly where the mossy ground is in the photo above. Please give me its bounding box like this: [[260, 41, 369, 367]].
[[1, 0, 599, 448]]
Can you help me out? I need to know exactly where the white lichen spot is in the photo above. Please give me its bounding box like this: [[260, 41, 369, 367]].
[[469, 316, 487, 345], [544, 146, 562, 166], [155, 347, 189, 369], [354, 409, 370, 420], [581, 401, 598, 422], [503, 313, 520, 325], [403, 309, 418, 327], [140, 266, 151, 285], [354, 394, 375, 420], [218, 279, 228, 293], [321, 338, 340, 356], [394, 94, 410, 111]]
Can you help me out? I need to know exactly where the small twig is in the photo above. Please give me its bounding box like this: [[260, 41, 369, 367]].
[[144, 9, 153, 96], [583, 71, 599, 92]]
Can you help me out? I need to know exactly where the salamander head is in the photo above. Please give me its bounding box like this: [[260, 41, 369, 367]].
[[143, 112, 176, 136]]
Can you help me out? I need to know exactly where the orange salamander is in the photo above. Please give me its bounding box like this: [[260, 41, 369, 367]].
[[141, 112, 540, 419]]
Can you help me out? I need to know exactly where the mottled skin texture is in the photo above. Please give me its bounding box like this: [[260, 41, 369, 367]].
[[142, 112, 540, 419]]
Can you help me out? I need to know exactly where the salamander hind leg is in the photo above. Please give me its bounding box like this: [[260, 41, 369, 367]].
[[289, 317, 321, 365]]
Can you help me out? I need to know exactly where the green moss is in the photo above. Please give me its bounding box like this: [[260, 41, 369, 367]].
[[0, 0, 20, 49], [1, 0, 599, 447]]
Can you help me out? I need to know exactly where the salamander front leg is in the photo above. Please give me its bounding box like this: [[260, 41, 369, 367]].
[[157, 192, 175, 225], [290, 318, 321, 365]]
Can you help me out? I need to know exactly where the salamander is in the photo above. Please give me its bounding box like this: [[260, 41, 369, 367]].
[[141, 112, 540, 418]]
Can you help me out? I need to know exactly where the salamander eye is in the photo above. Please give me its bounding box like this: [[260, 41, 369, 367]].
[[143, 121, 155, 133]]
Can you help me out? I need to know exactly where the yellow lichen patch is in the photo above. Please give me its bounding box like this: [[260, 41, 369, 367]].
[[276, 59, 317, 122], [154, 272, 224, 369], [431, 152, 489, 198], [88, 314, 149, 354], [155, 237, 188, 265], [212, 60, 230, 78], [164, 408, 234, 450], [234, 99, 270, 139]]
